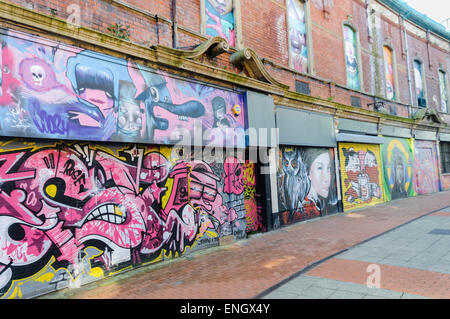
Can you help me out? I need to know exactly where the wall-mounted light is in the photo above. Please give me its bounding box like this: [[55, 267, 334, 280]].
[[232, 104, 241, 116]]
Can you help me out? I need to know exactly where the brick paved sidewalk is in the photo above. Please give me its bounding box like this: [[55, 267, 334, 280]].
[[39, 190, 450, 299]]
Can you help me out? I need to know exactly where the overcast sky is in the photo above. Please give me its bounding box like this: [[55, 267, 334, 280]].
[[404, 0, 450, 25]]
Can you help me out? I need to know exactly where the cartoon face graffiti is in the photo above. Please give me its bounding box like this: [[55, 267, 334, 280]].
[[340, 145, 383, 209], [188, 161, 220, 212]]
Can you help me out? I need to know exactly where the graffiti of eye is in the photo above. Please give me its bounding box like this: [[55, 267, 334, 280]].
[[291, 159, 297, 168], [8, 223, 26, 241], [150, 87, 159, 102], [45, 183, 58, 198]]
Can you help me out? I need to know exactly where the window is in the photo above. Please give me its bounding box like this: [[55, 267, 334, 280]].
[[203, 0, 236, 47], [343, 25, 360, 90], [440, 142, 450, 174], [413, 60, 426, 107], [439, 70, 448, 113], [287, 0, 309, 73], [383, 46, 395, 100]]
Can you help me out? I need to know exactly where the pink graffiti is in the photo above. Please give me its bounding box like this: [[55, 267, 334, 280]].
[[0, 143, 249, 296], [223, 156, 244, 195]]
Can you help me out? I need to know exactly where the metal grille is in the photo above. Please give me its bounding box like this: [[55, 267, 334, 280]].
[[295, 80, 310, 95]]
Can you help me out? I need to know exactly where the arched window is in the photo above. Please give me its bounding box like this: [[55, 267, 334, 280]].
[[413, 59, 426, 107], [287, 0, 309, 74], [343, 25, 360, 90], [383, 46, 396, 100], [439, 69, 449, 113]]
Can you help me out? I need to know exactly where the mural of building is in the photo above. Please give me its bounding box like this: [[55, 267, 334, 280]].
[[0, 0, 449, 298]]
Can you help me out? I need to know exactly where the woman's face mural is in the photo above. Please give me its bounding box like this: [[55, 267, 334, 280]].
[[308, 151, 331, 199]]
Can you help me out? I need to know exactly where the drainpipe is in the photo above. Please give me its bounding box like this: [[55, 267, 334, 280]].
[[155, 15, 160, 45], [171, 0, 178, 48], [401, 15, 414, 117]]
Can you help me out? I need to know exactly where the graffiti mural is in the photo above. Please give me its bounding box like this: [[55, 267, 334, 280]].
[[205, 0, 236, 47], [276, 146, 338, 226], [0, 28, 246, 147], [0, 139, 254, 298], [413, 140, 440, 195], [338, 143, 384, 211], [381, 138, 416, 201], [287, 0, 309, 73]]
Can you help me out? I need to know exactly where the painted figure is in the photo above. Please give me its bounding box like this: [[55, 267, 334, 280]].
[[205, 0, 236, 47], [302, 148, 336, 218], [390, 147, 408, 200], [287, 0, 308, 73]]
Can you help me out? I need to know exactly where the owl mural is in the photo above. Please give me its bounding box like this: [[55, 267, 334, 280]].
[[279, 148, 310, 216]]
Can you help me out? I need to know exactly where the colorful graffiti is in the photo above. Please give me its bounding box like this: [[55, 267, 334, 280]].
[[338, 143, 384, 211], [413, 140, 440, 195], [287, 0, 309, 73], [0, 139, 256, 298], [205, 0, 236, 47], [381, 138, 416, 201], [243, 160, 264, 232], [276, 146, 337, 226], [343, 25, 360, 90], [0, 28, 246, 147]]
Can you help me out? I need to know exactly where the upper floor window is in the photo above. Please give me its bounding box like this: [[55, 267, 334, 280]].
[[383, 46, 395, 100], [413, 59, 426, 107], [343, 25, 360, 90], [439, 69, 448, 113], [287, 0, 309, 73], [204, 0, 236, 47]]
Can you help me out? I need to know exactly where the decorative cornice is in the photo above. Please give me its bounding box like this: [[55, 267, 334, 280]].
[[155, 36, 230, 59], [412, 107, 446, 125], [230, 48, 290, 90]]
